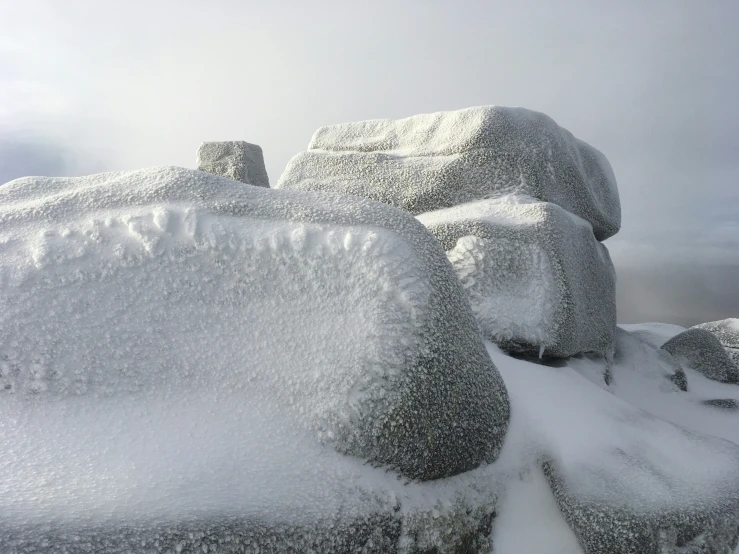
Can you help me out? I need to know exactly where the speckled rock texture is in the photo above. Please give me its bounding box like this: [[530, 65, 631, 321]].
[[197, 141, 270, 187], [694, 318, 739, 368], [544, 462, 739, 554], [662, 328, 739, 384], [417, 196, 616, 358], [544, 445, 739, 554], [276, 105, 621, 240], [0, 499, 498, 554]]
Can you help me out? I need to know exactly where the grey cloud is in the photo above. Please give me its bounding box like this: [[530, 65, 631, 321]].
[[0, 138, 68, 184]]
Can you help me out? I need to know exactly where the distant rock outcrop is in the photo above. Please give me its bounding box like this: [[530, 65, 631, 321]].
[[418, 196, 616, 358], [197, 141, 270, 187], [661, 328, 739, 384], [277, 105, 621, 240], [694, 318, 739, 368]]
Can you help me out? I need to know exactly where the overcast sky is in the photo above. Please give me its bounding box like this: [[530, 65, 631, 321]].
[[1, 0, 737, 326]]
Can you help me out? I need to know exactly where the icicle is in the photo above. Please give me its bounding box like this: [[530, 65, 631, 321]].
[[539, 344, 545, 359]]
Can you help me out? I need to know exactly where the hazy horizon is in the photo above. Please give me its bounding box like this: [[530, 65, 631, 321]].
[[2, 0, 737, 327]]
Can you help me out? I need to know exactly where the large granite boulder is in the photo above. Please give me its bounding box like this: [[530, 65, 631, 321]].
[[0, 166, 509, 483], [276, 105, 621, 240], [197, 140, 270, 187], [661, 328, 739, 384], [417, 195, 616, 358], [694, 318, 739, 368], [0, 166, 511, 552]]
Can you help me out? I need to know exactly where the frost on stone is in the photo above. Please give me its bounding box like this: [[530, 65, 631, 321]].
[[0, 166, 509, 484], [417, 195, 616, 358], [276, 105, 621, 240], [0, 166, 511, 551], [196, 141, 270, 187], [694, 318, 739, 368], [662, 328, 739, 384], [487, 344, 739, 554]]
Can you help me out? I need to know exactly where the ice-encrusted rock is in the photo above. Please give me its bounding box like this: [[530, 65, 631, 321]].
[[661, 328, 739, 384], [0, 166, 511, 552], [703, 398, 739, 411], [417, 195, 616, 358], [196, 141, 270, 187], [694, 318, 739, 368], [545, 457, 739, 554], [0, 166, 509, 484], [487, 345, 739, 554], [277, 105, 621, 240]]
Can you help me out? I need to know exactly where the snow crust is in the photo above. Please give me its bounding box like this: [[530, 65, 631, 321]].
[[277, 105, 621, 240], [417, 196, 616, 358]]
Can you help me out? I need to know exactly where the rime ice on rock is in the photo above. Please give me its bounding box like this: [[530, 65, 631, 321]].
[[417, 195, 616, 358], [661, 328, 739, 384], [0, 166, 511, 552], [197, 141, 270, 187], [694, 318, 739, 368], [0, 166, 509, 483], [277, 105, 621, 240]]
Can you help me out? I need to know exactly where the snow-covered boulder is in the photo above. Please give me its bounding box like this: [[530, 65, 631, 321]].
[[197, 141, 270, 187], [276, 105, 621, 240], [486, 345, 739, 554], [694, 318, 739, 367], [416, 196, 616, 358], [662, 328, 739, 384], [0, 166, 510, 485]]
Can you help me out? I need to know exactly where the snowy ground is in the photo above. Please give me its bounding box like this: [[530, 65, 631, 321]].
[[488, 326, 739, 554]]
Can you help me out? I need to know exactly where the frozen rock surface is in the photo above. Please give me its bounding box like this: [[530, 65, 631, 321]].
[[0, 166, 510, 485], [662, 328, 739, 384], [488, 344, 739, 554], [417, 195, 616, 358], [694, 318, 739, 367], [197, 141, 270, 187], [277, 105, 621, 240]]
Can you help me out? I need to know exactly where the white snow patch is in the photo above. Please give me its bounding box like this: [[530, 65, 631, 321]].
[[491, 467, 583, 554]]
